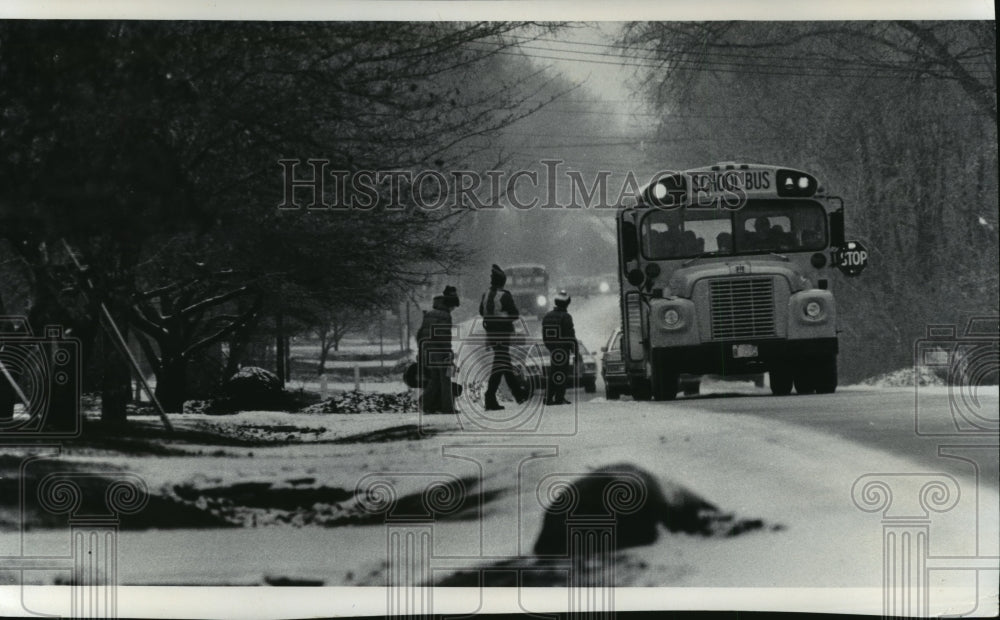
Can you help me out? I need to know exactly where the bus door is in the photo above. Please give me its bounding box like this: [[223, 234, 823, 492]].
[[617, 209, 648, 377]]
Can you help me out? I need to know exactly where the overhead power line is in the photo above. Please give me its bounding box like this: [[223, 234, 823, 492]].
[[459, 37, 995, 81]]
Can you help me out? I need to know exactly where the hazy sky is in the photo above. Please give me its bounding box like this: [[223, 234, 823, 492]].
[[529, 23, 650, 138]]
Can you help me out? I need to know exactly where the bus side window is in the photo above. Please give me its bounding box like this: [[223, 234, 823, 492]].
[[677, 230, 693, 254], [746, 216, 769, 249], [801, 229, 821, 248], [769, 225, 792, 249], [648, 226, 672, 258], [717, 232, 732, 252]]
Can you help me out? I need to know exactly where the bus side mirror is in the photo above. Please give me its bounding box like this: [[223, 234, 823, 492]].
[[830, 209, 845, 247], [621, 221, 639, 262], [600, 346, 607, 353]]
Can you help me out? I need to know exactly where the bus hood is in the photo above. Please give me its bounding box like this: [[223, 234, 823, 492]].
[[662, 259, 811, 298]]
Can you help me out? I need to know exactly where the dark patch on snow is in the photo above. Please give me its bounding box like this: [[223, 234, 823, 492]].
[[300, 390, 417, 414], [184, 389, 323, 415], [173, 480, 354, 512], [434, 464, 783, 588], [263, 575, 326, 586], [0, 455, 233, 531], [155, 474, 504, 529], [331, 424, 440, 444], [434, 553, 690, 587], [533, 463, 782, 557]]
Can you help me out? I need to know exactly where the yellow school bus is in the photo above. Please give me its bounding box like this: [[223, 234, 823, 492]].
[[616, 162, 867, 400]]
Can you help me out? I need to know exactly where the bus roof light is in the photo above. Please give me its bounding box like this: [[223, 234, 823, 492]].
[[642, 174, 686, 208], [776, 169, 818, 197]]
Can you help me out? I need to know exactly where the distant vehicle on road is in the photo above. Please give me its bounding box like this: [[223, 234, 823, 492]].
[[601, 329, 630, 400], [554, 273, 617, 300], [521, 340, 597, 393], [505, 264, 550, 319]]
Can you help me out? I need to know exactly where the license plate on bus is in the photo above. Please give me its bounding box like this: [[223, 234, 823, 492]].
[[733, 344, 758, 359]]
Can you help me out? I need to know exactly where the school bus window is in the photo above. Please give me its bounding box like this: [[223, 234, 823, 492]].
[[733, 200, 827, 253], [640, 208, 733, 260]]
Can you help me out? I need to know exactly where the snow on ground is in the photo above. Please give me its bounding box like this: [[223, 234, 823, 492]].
[[3, 293, 996, 615], [290, 340, 406, 356], [6, 390, 996, 599], [858, 365, 949, 387], [309, 358, 405, 368], [284, 378, 410, 395]]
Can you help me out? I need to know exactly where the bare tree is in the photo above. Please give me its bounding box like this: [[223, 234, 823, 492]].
[[1, 21, 572, 417]]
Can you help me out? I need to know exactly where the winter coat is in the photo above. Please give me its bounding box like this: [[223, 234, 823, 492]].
[[417, 298, 453, 357], [479, 287, 519, 334], [542, 307, 576, 351]]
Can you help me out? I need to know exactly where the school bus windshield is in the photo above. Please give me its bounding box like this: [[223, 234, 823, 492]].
[[641, 200, 828, 259]]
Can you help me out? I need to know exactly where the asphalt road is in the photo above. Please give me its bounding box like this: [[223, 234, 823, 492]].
[[609, 384, 1000, 489]]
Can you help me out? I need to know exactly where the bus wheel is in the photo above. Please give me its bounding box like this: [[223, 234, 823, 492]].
[[769, 366, 793, 396], [794, 368, 816, 395], [651, 367, 679, 401], [814, 355, 838, 394], [605, 386, 620, 400], [631, 378, 652, 401]]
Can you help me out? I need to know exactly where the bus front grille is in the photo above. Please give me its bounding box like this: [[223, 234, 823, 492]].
[[709, 278, 776, 340]]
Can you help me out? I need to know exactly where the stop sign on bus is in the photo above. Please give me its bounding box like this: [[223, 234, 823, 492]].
[[835, 241, 869, 276]]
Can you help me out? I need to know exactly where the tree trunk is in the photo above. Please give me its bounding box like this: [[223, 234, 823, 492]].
[[100, 313, 131, 425], [275, 313, 286, 385], [223, 309, 261, 380], [155, 357, 189, 413], [0, 376, 14, 420], [0, 293, 12, 420], [317, 342, 330, 376]]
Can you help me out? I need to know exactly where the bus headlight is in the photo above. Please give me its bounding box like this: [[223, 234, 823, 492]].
[[789, 290, 834, 333], [536, 295, 547, 307], [663, 308, 681, 327]]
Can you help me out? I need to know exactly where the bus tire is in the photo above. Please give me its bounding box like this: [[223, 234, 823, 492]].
[[814, 355, 838, 394], [794, 368, 816, 395], [584, 378, 597, 393], [631, 378, 652, 401], [605, 386, 620, 400], [769, 366, 793, 396], [651, 366, 679, 401]]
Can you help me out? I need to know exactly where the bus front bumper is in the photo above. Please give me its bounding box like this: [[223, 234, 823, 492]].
[[649, 338, 838, 376]]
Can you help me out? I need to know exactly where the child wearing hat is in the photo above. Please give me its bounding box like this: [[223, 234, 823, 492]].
[[417, 285, 459, 413], [542, 290, 576, 405], [479, 264, 528, 410]]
